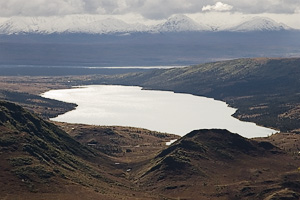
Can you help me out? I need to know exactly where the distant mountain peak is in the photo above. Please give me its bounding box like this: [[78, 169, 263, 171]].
[[229, 17, 291, 32], [154, 14, 211, 32]]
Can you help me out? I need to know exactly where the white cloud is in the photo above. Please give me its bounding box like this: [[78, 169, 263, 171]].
[[0, 0, 300, 20], [0, 0, 85, 16], [202, 2, 233, 12], [126, 0, 197, 20]]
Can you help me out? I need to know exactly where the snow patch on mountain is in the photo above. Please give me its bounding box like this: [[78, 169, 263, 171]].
[[0, 17, 45, 34], [68, 18, 128, 33], [228, 17, 291, 32], [154, 15, 211, 32]]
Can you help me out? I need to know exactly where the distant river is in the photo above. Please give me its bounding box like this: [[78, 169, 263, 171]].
[[42, 85, 277, 138]]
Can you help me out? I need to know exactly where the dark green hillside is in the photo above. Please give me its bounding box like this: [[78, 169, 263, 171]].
[[134, 129, 300, 200], [91, 58, 300, 132], [0, 100, 96, 159]]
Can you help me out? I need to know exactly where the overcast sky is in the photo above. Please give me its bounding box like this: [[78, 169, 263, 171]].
[[0, 0, 300, 28]]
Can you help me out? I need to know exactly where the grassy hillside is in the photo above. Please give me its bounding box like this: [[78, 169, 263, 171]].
[[55, 122, 179, 162], [134, 129, 300, 200], [0, 101, 160, 199], [88, 57, 300, 132]]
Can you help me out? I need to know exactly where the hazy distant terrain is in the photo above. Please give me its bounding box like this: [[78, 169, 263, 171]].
[[1, 31, 300, 67]]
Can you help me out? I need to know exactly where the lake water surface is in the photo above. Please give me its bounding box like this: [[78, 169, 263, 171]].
[[42, 85, 277, 138]]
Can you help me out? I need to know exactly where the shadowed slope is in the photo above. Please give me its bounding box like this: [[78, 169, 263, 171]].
[[0, 101, 157, 199]]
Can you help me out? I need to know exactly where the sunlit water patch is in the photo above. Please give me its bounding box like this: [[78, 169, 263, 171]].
[[42, 85, 277, 138]]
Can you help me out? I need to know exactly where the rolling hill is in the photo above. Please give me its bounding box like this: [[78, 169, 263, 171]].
[[0, 101, 162, 199], [134, 129, 300, 200]]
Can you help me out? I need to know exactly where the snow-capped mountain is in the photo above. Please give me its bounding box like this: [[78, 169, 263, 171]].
[[0, 15, 294, 35], [0, 17, 48, 34], [154, 15, 211, 32], [0, 16, 83, 34], [68, 18, 129, 34], [0, 15, 149, 35], [0, 14, 210, 35], [228, 17, 291, 32], [65, 17, 149, 34]]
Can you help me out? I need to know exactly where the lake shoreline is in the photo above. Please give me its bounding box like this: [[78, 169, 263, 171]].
[[42, 84, 277, 138]]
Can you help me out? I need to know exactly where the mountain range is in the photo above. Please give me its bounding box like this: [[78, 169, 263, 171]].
[[0, 14, 295, 35]]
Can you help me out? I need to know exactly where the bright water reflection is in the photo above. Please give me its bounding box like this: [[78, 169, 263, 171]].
[[42, 85, 277, 138]]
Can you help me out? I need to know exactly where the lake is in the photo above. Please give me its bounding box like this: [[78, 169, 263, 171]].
[[41, 85, 277, 138]]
